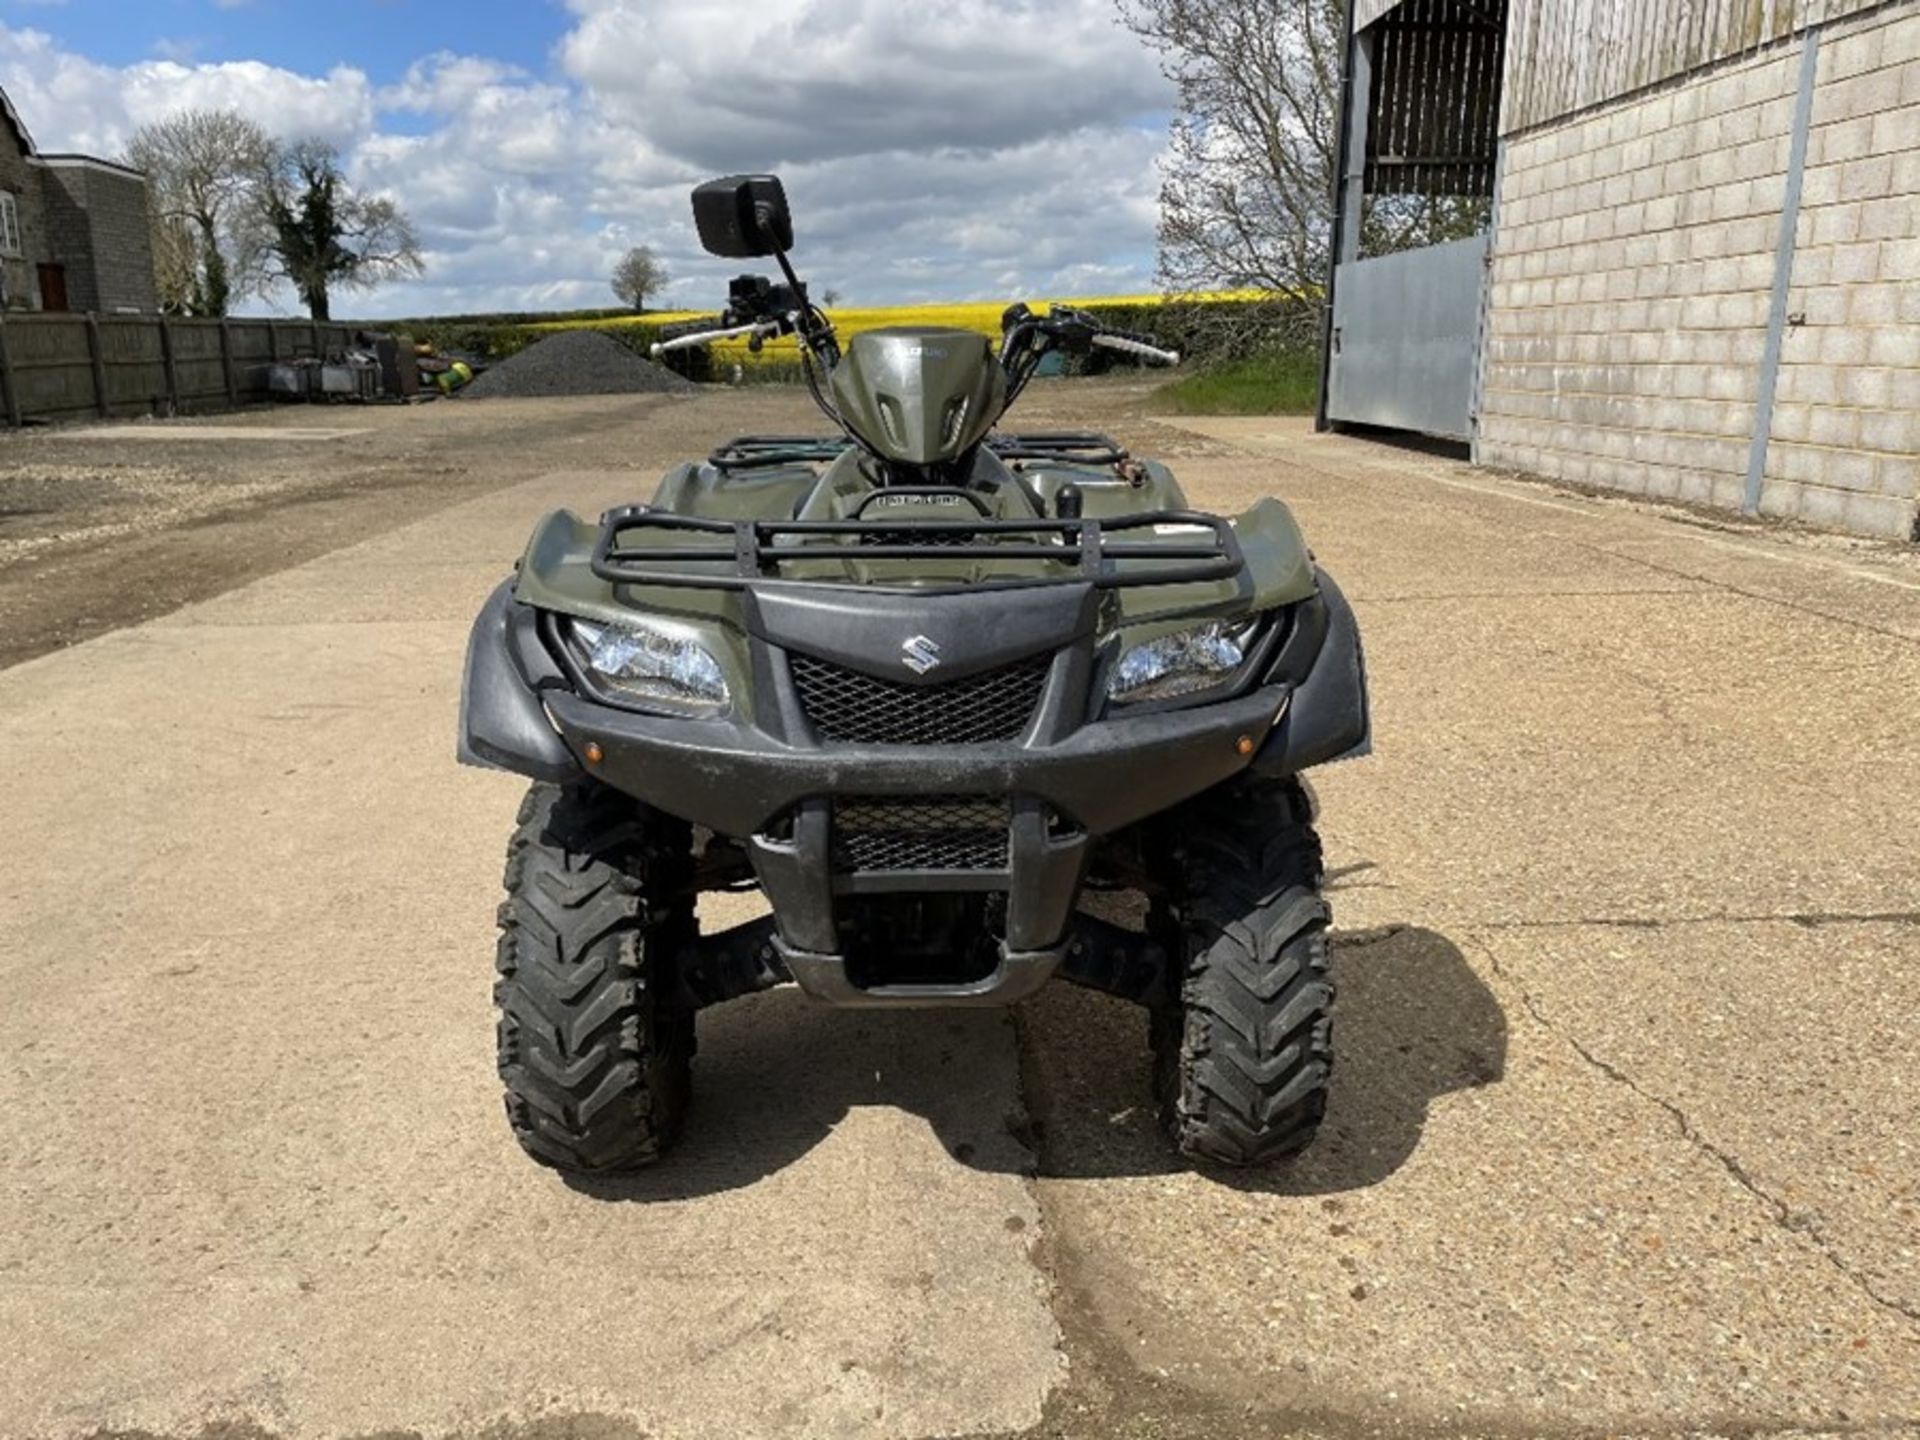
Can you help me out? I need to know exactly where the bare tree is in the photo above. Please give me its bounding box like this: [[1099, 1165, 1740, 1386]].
[[1121, 0, 1342, 327], [820, 287, 843, 308], [148, 213, 203, 317], [124, 109, 274, 315], [611, 246, 669, 311], [1119, 0, 1484, 356], [245, 140, 423, 321]]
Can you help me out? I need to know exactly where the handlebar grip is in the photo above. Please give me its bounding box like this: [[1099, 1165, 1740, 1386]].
[[648, 321, 779, 358], [1090, 333, 1181, 366]]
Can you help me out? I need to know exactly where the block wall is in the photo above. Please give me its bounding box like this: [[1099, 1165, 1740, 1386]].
[[39, 165, 159, 314], [1765, 7, 1920, 534], [37, 166, 95, 310], [1477, 1, 1919, 539]]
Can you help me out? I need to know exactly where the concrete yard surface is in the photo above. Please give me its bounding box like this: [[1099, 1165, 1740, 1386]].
[[1, 390, 1917, 1439]]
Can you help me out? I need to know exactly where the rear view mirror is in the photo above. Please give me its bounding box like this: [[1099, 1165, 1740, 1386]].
[[692, 175, 794, 258]]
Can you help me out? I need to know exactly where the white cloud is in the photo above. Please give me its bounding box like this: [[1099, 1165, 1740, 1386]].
[[0, 26, 371, 155], [149, 38, 204, 63], [560, 0, 1170, 168], [0, 7, 1174, 316], [379, 52, 527, 115]]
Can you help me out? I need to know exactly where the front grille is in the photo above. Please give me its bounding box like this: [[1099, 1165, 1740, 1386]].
[[790, 652, 1049, 745], [834, 796, 1010, 872]]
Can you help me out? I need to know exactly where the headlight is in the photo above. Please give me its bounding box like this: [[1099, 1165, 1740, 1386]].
[[1106, 619, 1259, 708], [567, 618, 730, 716]]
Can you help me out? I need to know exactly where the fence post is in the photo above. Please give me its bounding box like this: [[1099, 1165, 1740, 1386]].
[[0, 317, 18, 429], [158, 316, 181, 415], [85, 313, 110, 418], [219, 319, 239, 403]]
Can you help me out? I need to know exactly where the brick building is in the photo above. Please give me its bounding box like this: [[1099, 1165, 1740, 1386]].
[[1, 87, 158, 314], [1321, 0, 1919, 540]]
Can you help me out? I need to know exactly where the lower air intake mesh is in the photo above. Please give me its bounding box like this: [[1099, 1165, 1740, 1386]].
[[834, 796, 1009, 872]]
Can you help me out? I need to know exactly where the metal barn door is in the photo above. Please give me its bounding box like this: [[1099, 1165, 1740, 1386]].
[[1325, 234, 1488, 441]]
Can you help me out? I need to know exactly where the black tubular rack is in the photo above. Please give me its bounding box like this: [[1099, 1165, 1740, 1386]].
[[589, 505, 1245, 593], [707, 430, 1129, 471], [608, 430, 1240, 593]]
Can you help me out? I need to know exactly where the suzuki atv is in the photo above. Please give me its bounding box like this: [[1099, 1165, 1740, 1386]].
[[459, 175, 1369, 1172]]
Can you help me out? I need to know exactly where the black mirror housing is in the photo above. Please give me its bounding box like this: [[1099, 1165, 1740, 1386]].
[[692, 175, 794, 258]]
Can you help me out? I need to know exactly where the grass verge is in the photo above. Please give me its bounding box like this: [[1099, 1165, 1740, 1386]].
[[1151, 347, 1320, 415]]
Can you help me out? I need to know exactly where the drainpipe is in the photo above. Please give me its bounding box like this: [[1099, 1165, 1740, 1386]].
[[1743, 25, 1822, 515]]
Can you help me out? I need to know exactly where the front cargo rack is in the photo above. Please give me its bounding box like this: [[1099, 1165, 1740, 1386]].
[[707, 435, 853, 470], [589, 503, 1246, 593], [986, 431, 1130, 466], [707, 431, 1129, 472]]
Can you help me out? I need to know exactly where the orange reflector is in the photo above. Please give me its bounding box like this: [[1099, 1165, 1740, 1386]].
[[1235, 734, 1255, 756], [584, 741, 604, 764]]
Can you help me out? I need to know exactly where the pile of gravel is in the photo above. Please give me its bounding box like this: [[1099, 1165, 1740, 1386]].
[[462, 330, 695, 399]]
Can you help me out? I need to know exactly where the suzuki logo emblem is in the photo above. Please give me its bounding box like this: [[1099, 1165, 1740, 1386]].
[[901, 634, 943, 675]]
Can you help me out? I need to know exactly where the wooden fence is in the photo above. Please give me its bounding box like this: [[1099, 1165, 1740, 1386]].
[[0, 314, 362, 427]]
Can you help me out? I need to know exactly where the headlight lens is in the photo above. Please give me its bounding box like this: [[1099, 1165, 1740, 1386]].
[[568, 618, 730, 716], [1107, 619, 1259, 708]]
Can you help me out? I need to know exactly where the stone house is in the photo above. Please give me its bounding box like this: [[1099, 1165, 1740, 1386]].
[[1, 86, 159, 314]]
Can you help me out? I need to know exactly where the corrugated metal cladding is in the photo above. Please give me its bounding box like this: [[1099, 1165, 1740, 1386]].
[[1364, 0, 1506, 196], [1353, 0, 1406, 30], [1498, 0, 1885, 130]]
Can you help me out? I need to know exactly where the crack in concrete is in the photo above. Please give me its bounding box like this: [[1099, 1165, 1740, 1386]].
[[1472, 938, 1920, 1329], [1477, 910, 1920, 931], [1588, 544, 1920, 648], [1350, 587, 1708, 603]]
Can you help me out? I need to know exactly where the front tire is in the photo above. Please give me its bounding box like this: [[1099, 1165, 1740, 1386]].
[[1150, 777, 1333, 1166], [495, 782, 695, 1172]]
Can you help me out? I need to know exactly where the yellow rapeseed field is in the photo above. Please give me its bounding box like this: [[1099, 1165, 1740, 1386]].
[[530, 290, 1274, 366]]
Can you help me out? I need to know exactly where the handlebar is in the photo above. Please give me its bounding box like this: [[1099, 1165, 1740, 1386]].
[[1090, 333, 1180, 366], [648, 320, 781, 357], [1000, 304, 1180, 368]]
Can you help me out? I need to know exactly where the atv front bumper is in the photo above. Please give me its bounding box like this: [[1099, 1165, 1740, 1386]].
[[459, 575, 1368, 1002], [550, 679, 1288, 955]]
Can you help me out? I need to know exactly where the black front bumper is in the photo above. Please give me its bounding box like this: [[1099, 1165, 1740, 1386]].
[[552, 678, 1287, 958], [544, 683, 1290, 839], [458, 575, 1367, 1001]]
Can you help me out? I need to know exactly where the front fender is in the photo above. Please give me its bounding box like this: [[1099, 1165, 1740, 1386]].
[[1253, 569, 1371, 776], [457, 580, 583, 783]]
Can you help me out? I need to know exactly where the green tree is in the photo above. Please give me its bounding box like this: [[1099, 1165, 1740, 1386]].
[[249, 140, 423, 321]]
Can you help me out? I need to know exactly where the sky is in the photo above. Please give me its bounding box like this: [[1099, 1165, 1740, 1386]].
[[0, 0, 1178, 317]]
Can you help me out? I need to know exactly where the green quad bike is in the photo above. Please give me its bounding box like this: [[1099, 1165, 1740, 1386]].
[[459, 176, 1369, 1172]]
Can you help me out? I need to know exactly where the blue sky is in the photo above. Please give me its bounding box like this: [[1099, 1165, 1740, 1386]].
[[0, 0, 1175, 316], [12, 0, 569, 84]]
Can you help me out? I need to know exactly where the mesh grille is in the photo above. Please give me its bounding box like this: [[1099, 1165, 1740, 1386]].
[[834, 796, 1009, 872], [790, 652, 1049, 745]]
